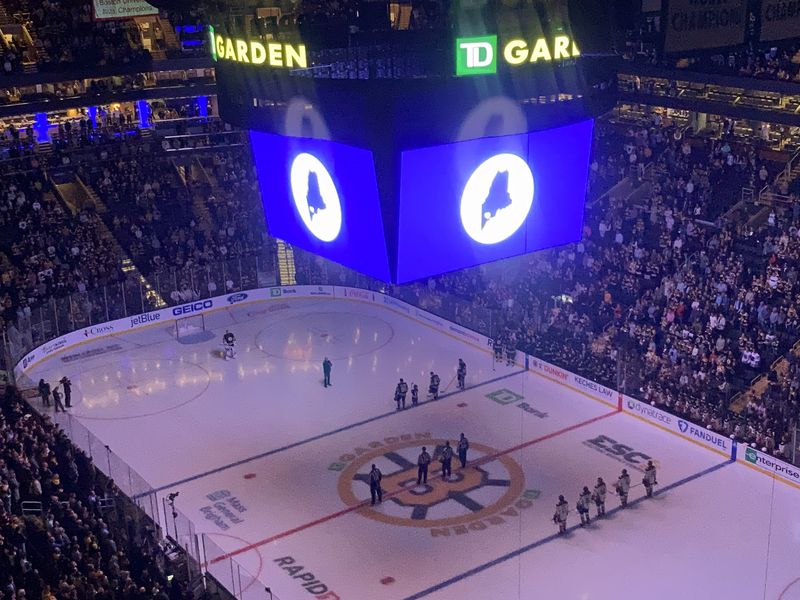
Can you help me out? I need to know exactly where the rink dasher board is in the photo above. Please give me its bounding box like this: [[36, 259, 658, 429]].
[[13, 284, 520, 381], [14, 284, 800, 491]]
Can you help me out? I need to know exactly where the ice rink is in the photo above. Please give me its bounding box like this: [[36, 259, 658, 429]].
[[22, 296, 800, 600]]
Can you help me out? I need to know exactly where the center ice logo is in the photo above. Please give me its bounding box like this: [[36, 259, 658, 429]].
[[460, 153, 534, 245], [290, 152, 343, 242], [334, 437, 534, 533]]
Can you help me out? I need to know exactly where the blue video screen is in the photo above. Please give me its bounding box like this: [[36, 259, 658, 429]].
[[396, 119, 594, 283], [250, 131, 391, 281]]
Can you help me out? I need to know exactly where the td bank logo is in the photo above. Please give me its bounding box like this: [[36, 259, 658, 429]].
[[460, 154, 534, 244], [289, 153, 342, 242], [456, 36, 497, 76]]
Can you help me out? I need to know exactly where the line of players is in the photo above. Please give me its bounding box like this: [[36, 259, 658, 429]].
[[553, 461, 658, 534], [492, 338, 517, 366], [392, 359, 467, 410], [367, 435, 470, 505]]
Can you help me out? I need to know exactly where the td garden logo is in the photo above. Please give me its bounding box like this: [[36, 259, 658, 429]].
[[330, 433, 540, 537], [456, 33, 581, 76]]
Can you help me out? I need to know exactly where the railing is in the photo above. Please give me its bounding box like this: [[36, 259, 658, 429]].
[[1, 247, 278, 384], [3, 252, 280, 599]]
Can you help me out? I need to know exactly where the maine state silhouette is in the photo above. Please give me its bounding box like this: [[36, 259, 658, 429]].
[[481, 169, 513, 229], [305, 170, 326, 219]]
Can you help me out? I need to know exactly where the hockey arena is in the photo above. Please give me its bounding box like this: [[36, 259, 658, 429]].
[[3, 0, 800, 598], [15, 290, 800, 600]]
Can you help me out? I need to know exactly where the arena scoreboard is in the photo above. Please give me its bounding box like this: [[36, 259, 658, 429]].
[[211, 1, 617, 283]]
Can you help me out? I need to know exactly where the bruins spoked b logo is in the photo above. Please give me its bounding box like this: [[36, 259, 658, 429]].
[[337, 438, 527, 530]]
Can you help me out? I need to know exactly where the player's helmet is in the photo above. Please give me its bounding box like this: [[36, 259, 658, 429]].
[[558, 495, 565, 501]]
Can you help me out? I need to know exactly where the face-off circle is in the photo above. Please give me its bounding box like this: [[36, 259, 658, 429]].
[[337, 438, 524, 528]]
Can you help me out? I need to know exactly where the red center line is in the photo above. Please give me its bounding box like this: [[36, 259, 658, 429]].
[[209, 408, 619, 565]]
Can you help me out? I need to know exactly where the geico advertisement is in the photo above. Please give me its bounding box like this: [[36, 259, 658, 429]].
[[396, 119, 593, 282], [250, 131, 391, 281]]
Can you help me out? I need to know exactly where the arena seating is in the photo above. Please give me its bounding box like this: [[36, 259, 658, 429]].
[[294, 114, 800, 461], [0, 385, 187, 600]]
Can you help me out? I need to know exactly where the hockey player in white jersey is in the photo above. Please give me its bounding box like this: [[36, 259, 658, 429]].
[[577, 487, 592, 526], [616, 469, 631, 508], [222, 329, 236, 360], [553, 495, 569, 535], [592, 477, 607, 517], [643, 460, 658, 498]]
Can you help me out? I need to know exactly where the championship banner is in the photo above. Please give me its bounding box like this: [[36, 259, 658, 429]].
[[93, 0, 158, 20], [760, 0, 800, 42], [664, 0, 746, 53]]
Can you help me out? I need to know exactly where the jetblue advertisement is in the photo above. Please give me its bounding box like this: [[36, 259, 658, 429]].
[[250, 131, 391, 281], [396, 119, 594, 282]]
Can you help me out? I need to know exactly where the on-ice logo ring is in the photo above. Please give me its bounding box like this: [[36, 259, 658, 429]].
[[337, 438, 524, 528]]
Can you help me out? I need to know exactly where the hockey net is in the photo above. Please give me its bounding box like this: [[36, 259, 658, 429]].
[[175, 314, 205, 341]]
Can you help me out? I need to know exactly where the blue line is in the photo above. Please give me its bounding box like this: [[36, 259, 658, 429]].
[[134, 369, 526, 498], [403, 459, 734, 600]]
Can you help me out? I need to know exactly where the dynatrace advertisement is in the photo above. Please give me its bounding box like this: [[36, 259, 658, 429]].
[[250, 131, 391, 281], [396, 119, 594, 282]]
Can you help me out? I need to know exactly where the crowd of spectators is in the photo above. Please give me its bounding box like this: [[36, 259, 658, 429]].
[[0, 163, 124, 334], [296, 115, 800, 462], [0, 37, 27, 75], [0, 100, 798, 467], [625, 22, 800, 83], [11, 0, 150, 70], [0, 385, 187, 599]]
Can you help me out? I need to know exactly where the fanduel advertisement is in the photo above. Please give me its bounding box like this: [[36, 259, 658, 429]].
[[395, 120, 593, 282], [250, 132, 391, 281]]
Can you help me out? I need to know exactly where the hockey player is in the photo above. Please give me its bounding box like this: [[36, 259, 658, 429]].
[[493, 339, 503, 363], [577, 487, 592, 526], [429, 371, 440, 400], [223, 329, 236, 360], [417, 447, 431, 485], [553, 495, 569, 534], [411, 384, 419, 406], [592, 477, 607, 517], [643, 460, 658, 498], [457, 359, 467, 390], [505, 345, 516, 367], [457, 433, 469, 468], [440, 441, 453, 480], [616, 469, 631, 507], [395, 378, 408, 410], [369, 464, 383, 506]]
